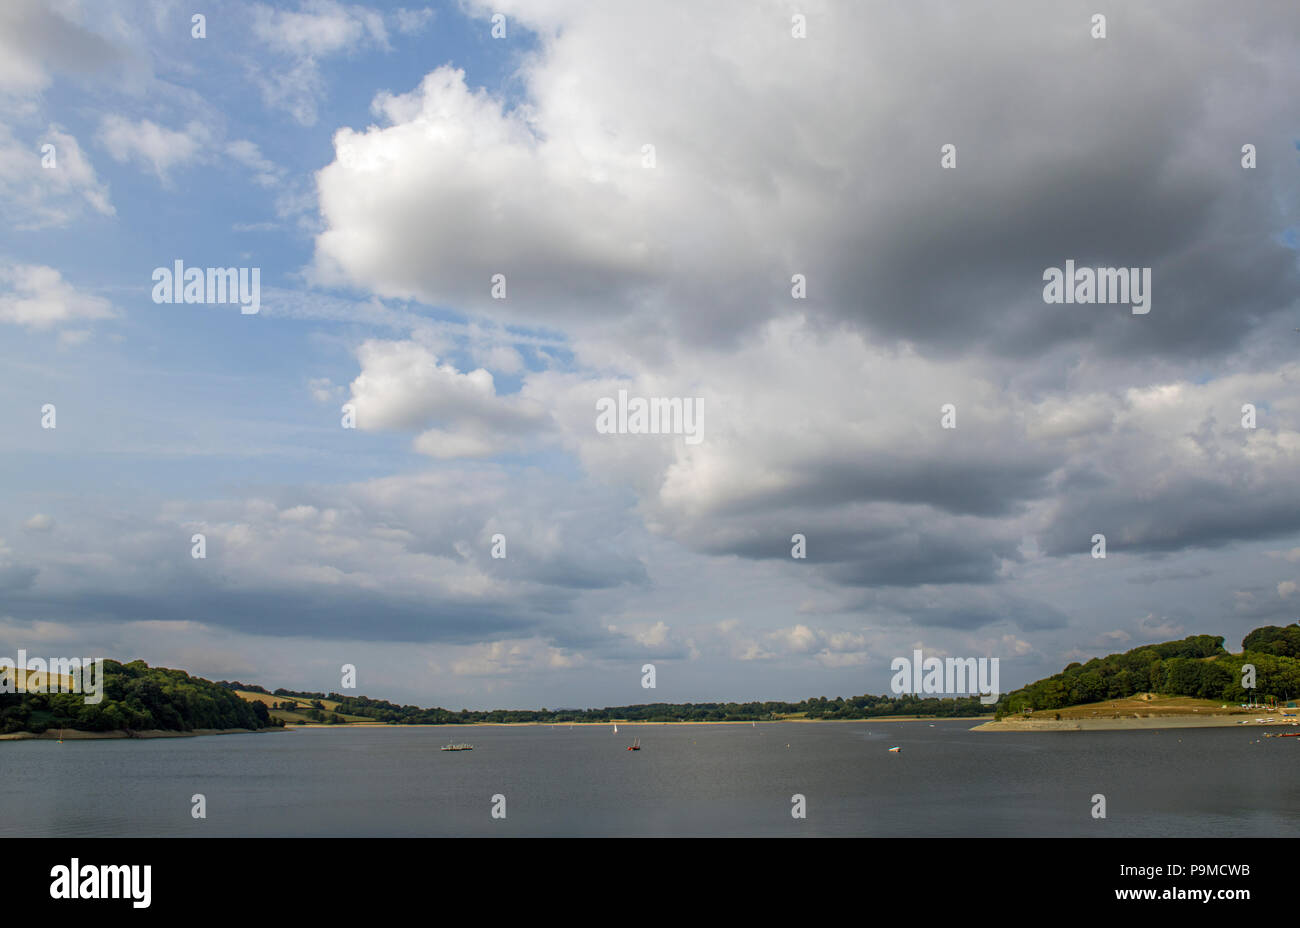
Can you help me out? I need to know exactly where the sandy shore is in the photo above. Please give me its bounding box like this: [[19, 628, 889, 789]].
[[972, 715, 1297, 732], [0, 727, 283, 741]]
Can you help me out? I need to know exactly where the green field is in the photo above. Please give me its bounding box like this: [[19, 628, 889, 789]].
[[1018, 694, 1259, 720], [234, 690, 374, 724]]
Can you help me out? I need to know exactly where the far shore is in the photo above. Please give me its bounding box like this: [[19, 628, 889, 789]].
[[973, 715, 1299, 732], [1, 717, 994, 740], [285, 716, 990, 729], [0, 727, 283, 742]]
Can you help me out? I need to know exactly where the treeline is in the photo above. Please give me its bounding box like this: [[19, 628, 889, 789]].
[[214, 681, 332, 701], [1, 660, 281, 734], [273, 688, 328, 700], [216, 680, 271, 695], [318, 692, 995, 725], [995, 627, 1300, 718], [294, 707, 348, 724], [1242, 625, 1300, 657]]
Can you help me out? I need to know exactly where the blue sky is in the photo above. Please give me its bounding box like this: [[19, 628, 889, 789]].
[[2, 0, 1299, 709], [2, 1, 535, 491]]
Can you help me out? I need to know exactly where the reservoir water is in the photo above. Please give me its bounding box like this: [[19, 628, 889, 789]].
[[2, 721, 1296, 837]]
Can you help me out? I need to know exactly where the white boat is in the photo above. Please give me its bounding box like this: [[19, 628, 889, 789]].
[[613, 722, 618, 733]]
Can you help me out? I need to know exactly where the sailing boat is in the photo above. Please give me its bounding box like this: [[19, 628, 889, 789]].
[[627, 737, 640, 751], [613, 722, 618, 734]]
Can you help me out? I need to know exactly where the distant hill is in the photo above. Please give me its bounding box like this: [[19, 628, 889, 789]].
[[230, 689, 371, 725], [230, 690, 997, 724], [0, 660, 281, 734], [995, 625, 1300, 718]]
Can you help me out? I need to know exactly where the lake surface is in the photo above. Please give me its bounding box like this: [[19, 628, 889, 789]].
[[2, 721, 1297, 837]]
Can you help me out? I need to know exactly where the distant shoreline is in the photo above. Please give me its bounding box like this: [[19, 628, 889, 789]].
[[0, 727, 282, 742], [285, 716, 989, 729], [0, 716, 994, 740], [12, 714, 1280, 737]]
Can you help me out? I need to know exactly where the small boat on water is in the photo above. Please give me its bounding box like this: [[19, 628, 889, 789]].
[[887, 746, 901, 753], [440, 743, 474, 751], [627, 737, 640, 751], [614, 722, 618, 734]]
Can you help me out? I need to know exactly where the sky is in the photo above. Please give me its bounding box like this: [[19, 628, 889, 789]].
[[1, 0, 1299, 710]]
